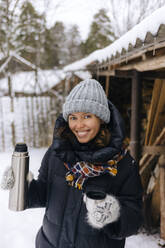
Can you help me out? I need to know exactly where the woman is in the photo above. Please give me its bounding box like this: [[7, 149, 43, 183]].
[[3, 79, 143, 248]]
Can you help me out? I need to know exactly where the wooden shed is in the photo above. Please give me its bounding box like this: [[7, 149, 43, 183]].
[[64, 6, 165, 238]]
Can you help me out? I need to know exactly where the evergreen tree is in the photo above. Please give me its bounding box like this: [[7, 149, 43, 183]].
[[48, 21, 67, 67], [16, 1, 45, 66], [48, 23, 83, 67], [0, 1, 7, 54], [0, 0, 18, 56], [64, 25, 83, 64], [83, 8, 115, 55]]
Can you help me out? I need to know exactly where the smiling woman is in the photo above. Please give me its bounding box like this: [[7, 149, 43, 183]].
[[27, 79, 142, 248], [2, 79, 143, 248]]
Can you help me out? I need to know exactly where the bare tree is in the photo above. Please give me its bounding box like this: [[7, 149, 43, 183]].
[[29, 0, 68, 27], [102, 0, 165, 37]]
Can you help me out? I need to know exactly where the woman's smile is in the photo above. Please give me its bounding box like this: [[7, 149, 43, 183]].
[[76, 130, 89, 137]]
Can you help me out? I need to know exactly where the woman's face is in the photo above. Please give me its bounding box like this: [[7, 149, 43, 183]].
[[68, 112, 101, 143]]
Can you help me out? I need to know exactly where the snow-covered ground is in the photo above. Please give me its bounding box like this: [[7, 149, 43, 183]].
[[0, 148, 164, 248]]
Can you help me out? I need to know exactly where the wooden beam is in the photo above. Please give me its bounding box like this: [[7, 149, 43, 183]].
[[143, 146, 165, 155], [149, 80, 165, 145], [145, 79, 163, 145], [118, 54, 165, 72], [115, 69, 135, 78], [115, 70, 165, 80], [140, 127, 165, 168], [140, 128, 165, 191], [97, 70, 115, 76], [141, 71, 165, 79], [66, 78, 71, 94], [105, 76, 110, 96], [159, 155, 165, 240], [130, 70, 141, 162]]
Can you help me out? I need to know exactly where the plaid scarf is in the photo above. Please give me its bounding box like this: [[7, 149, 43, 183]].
[[64, 148, 127, 190]]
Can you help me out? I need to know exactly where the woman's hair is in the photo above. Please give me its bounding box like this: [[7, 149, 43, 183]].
[[94, 124, 111, 148], [55, 123, 111, 148]]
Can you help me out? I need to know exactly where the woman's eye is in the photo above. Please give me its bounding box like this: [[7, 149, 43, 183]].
[[84, 115, 91, 119], [69, 116, 76, 121]]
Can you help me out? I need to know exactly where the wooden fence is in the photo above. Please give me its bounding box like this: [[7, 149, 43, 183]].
[[0, 96, 61, 151]]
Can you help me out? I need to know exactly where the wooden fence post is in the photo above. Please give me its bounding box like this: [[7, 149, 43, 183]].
[[8, 74, 16, 147], [0, 98, 5, 151]]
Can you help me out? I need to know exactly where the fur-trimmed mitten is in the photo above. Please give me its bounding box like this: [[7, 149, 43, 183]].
[[83, 194, 120, 229], [1, 166, 34, 190], [1, 166, 15, 190]]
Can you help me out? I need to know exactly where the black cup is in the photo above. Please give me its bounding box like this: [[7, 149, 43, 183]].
[[85, 185, 106, 200]]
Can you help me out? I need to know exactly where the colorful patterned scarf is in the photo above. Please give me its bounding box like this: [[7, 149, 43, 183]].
[[64, 148, 127, 190]]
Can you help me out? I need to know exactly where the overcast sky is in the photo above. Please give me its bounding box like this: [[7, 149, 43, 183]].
[[30, 0, 106, 40], [27, 0, 165, 40]]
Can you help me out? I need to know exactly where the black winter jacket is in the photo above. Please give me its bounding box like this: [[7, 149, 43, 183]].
[[27, 101, 143, 248]]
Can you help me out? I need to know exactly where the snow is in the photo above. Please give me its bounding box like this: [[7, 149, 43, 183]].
[[0, 148, 164, 248], [73, 70, 92, 80], [64, 5, 165, 72], [0, 67, 92, 95], [0, 148, 45, 248], [0, 96, 55, 151], [64, 52, 99, 72], [0, 69, 66, 94]]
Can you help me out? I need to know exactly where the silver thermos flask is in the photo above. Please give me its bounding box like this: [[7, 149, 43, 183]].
[[9, 143, 29, 211]]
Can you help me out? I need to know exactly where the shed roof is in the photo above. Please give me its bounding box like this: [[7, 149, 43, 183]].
[[64, 5, 165, 72]]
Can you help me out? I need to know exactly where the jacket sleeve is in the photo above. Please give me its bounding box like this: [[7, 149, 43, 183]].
[[27, 147, 51, 209], [103, 158, 143, 239]]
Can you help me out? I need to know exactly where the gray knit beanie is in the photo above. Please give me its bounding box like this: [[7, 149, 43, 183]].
[[62, 79, 110, 123]]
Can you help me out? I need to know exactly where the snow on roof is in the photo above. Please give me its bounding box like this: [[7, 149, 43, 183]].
[[0, 66, 93, 96], [0, 69, 66, 95], [74, 70, 92, 80], [64, 5, 165, 72], [64, 51, 99, 72]]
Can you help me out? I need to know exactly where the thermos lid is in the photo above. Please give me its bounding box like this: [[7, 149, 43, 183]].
[[15, 143, 28, 152]]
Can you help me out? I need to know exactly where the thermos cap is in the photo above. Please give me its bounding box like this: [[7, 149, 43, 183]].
[[15, 143, 28, 152]]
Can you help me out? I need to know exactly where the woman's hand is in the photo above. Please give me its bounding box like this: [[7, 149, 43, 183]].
[[1, 166, 15, 190], [83, 194, 120, 229], [1, 167, 34, 190]]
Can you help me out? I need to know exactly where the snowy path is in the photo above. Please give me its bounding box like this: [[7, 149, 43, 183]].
[[0, 148, 162, 248]]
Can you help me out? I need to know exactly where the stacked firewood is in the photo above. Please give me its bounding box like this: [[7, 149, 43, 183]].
[[140, 79, 165, 239]]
